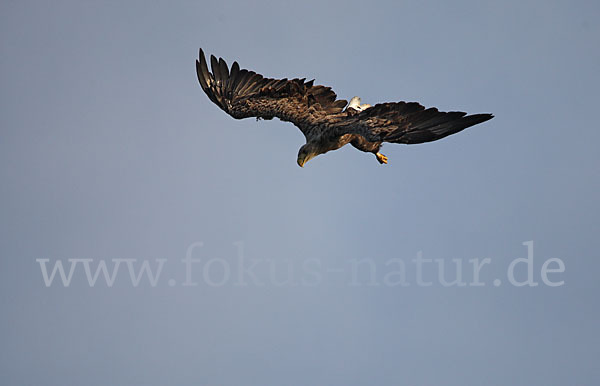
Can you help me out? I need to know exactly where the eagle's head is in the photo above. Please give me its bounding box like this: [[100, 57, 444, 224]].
[[297, 144, 318, 167]]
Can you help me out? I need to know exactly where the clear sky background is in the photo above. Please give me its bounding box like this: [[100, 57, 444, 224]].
[[1, 0, 599, 385]]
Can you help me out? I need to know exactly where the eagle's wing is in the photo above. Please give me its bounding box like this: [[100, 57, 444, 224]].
[[344, 102, 493, 144], [196, 49, 347, 136]]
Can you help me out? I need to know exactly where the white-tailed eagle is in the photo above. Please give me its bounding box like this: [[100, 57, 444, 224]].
[[196, 49, 493, 167]]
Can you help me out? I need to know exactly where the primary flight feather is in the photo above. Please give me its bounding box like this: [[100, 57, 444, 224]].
[[196, 49, 493, 167]]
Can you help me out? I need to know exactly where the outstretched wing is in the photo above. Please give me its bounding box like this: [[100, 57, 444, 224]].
[[196, 49, 348, 135], [346, 102, 493, 144]]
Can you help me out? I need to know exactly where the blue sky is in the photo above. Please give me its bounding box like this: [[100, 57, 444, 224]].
[[1, 1, 599, 385]]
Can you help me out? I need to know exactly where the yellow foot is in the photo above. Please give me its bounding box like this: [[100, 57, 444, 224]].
[[376, 153, 388, 164]]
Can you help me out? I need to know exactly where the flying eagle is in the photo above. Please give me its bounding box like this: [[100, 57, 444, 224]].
[[196, 49, 493, 167]]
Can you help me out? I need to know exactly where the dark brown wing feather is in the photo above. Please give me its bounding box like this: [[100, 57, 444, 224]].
[[196, 49, 347, 135], [347, 102, 493, 144]]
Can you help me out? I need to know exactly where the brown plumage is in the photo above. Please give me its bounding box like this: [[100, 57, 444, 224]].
[[196, 49, 493, 167]]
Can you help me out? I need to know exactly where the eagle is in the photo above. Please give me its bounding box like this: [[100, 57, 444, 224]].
[[196, 49, 493, 167]]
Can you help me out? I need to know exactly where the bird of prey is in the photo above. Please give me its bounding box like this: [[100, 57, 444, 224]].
[[196, 49, 493, 167]]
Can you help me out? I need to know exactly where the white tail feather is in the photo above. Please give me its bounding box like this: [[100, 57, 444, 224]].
[[348, 96, 361, 110]]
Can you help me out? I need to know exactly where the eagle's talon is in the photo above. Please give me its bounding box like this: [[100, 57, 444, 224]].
[[376, 153, 388, 164]]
